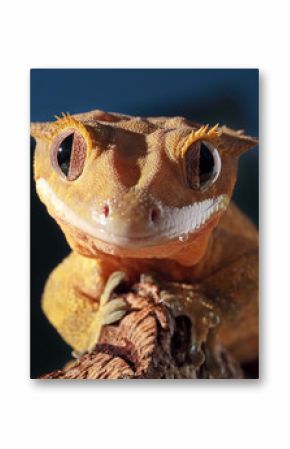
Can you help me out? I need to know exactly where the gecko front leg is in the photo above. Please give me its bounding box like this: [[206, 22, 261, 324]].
[[41, 252, 129, 355], [84, 271, 128, 353]]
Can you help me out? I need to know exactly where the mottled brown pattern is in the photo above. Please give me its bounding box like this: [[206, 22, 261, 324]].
[[41, 278, 243, 379]]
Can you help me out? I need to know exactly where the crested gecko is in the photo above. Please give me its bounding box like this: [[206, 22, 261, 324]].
[[31, 110, 258, 363]]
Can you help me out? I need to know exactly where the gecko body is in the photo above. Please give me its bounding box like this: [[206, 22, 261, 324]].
[[31, 110, 258, 362]]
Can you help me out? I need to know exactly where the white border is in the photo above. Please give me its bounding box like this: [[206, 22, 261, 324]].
[[1, 0, 289, 447]]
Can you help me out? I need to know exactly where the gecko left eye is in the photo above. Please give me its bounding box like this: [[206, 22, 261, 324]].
[[185, 140, 221, 190], [51, 130, 87, 180]]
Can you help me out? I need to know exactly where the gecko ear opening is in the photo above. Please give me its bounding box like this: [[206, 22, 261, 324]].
[[218, 125, 258, 156]]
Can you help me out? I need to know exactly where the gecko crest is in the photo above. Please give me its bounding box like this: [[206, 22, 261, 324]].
[[178, 124, 221, 158], [51, 113, 94, 152]]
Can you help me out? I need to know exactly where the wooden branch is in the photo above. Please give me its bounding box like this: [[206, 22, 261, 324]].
[[41, 276, 243, 379]]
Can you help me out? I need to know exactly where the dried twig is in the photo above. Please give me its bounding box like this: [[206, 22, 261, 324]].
[[41, 276, 243, 379]]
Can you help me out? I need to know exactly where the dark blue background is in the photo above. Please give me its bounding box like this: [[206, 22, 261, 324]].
[[31, 69, 258, 134], [30, 69, 259, 377]]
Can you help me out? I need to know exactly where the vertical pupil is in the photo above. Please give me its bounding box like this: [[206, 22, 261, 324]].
[[57, 134, 74, 176], [199, 142, 214, 184]]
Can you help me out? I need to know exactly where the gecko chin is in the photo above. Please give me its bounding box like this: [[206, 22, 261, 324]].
[[36, 178, 229, 257], [62, 209, 227, 261]]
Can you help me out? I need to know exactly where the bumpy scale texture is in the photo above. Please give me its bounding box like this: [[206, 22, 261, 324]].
[[32, 109, 258, 376]]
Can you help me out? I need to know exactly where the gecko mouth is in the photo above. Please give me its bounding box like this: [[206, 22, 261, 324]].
[[36, 179, 229, 249], [90, 195, 229, 247]]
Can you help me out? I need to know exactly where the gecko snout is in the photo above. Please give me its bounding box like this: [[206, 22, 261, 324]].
[[101, 200, 161, 226], [95, 194, 163, 244]]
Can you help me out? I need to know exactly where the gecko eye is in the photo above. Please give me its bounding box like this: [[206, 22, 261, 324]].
[[51, 130, 87, 180], [184, 140, 221, 190]]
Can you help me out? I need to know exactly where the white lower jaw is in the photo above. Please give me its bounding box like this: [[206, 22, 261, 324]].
[[36, 178, 229, 249]]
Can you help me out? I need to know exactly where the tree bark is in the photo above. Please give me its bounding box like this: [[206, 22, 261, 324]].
[[41, 275, 243, 379]]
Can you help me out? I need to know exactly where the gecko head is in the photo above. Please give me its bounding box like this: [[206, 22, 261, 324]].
[[31, 110, 258, 262]]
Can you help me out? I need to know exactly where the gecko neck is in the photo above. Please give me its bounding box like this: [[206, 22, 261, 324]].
[[168, 215, 219, 267]]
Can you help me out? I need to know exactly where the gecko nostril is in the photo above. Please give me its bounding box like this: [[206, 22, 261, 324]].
[[150, 207, 160, 224], [102, 203, 110, 218]]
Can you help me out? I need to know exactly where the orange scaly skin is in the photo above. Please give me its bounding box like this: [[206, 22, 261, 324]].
[[31, 110, 258, 362]]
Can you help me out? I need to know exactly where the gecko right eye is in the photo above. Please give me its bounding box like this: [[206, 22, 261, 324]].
[[51, 130, 87, 180], [184, 140, 221, 191]]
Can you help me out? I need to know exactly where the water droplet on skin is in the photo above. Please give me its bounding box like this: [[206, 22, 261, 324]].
[[202, 311, 220, 328], [189, 344, 205, 367], [207, 311, 220, 327], [178, 233, 189, 242]]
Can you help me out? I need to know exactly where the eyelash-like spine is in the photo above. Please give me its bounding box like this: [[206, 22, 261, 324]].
[[179, 124, 222, 158], [52, 113, 94, 152]]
